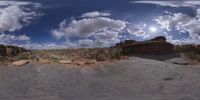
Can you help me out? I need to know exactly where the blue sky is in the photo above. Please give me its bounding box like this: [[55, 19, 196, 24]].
[[0, 0, 200, 49]]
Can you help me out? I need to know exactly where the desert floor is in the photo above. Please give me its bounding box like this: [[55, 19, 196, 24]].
[[0, 56, 200, 100]]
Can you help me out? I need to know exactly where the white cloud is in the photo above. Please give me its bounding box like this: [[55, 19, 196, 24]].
[[81, 11, 111, 18], [51, 14, 126, 47], [0, 34, 30, 44], [131, 1, 200, 8], [166, 35, 200, 45], [17, 35, 31, 41], [155, 13, 192, 31], [126, 24, 147, 36], [6, 41, 70, 50], [0, 1, 42, 33], [0, 1, 41, 7], [155, 8, 200, 41], [94, 30, 120, 46], [52, 11, 177, 47], [52, 17, 126, 39], [78, 39, 95, 47]]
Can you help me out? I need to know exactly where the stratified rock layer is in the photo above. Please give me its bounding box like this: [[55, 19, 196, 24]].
[[0, 45, 27, 57], [115, 36, 174, 55]]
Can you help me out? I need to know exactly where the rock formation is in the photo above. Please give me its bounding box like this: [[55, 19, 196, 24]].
[[115, 36, 174, 55], [149, 36, 167, 42], [0, 45, 27, 57]]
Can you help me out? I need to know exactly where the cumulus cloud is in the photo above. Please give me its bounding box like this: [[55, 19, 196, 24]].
[[0, 1, 42, 33], [155, 8, 200, 41], [81, 11, 111, 18], [0, 1, 41, 7], [12, 42, 67, 50], [94, 30, 120, 46], [165, 34, 200, 45], [0, 34, 30, 44], [131, 1, 200, 8], [52, 17, 126, 39], [78, 39, 95, 47], [126, 24, 147, 37], [51, 13, 127, 47], [51, 11, 160, 47]]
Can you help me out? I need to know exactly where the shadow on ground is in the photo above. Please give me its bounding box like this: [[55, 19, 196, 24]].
[[131, 53, 181, 61]]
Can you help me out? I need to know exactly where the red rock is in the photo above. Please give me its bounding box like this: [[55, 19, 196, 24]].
[[115, 36, 174, 55], [0, 45, 27, 57]]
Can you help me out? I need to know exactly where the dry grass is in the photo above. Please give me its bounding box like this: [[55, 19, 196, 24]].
[[174, 45, 200, 62], [15, 48, 123, 62]]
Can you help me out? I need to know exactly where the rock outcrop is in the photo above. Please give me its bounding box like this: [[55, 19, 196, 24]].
[[0, 45, 27, 57], [59, 60, 72, 64], [12, 60, 29, 66], [149, 36, 167, 42], [115, 36, 174, 55]]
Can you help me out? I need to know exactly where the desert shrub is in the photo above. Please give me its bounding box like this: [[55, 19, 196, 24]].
[[183, 51, 200, 62], [110, 48, 122, 59], [95, 49, 110, 61], [175, 45, 200, 62], [196, 55, 200, 62], [15, 54, 29, 60], [174, 45, 197, 52], [185, 51, 197, 60]]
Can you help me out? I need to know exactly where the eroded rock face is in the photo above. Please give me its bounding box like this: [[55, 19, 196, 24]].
[[122, 42, 174, 55], [115, 36, 174, 55], [0, 45, 7, 56], [149, 36, 167, 42], [12, 60, 29, 66], [115, 40, 136, 48], [0, 45, 27, 57]]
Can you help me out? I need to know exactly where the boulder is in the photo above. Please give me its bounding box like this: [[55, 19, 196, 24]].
[[85, 60, 97, 65], [73, 60, 86, 65], [59, 60, 72, 64], [13, 60, 29, 66], [39, 59, 51, 64]]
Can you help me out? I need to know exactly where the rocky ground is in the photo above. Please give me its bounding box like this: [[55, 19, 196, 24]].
[[0, 36, 200, 100], [0, 36, 175, 64], [0, 56, 200, 100]]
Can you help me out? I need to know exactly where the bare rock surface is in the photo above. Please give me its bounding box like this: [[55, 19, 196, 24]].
[[12, 60, 29, 66], [0, 57, 200, 100], [59, 60, 72, 64], [166, 58, 190, 65], [0, 45, 27, 57]]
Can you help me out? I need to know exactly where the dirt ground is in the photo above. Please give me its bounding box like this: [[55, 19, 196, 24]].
[[0, 57, 200, 100]]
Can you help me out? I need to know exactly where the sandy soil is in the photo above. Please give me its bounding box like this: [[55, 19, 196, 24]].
[[0, 57, 200, 100]]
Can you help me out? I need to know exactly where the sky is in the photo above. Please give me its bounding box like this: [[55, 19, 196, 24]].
[[1, 0, 200, 49]]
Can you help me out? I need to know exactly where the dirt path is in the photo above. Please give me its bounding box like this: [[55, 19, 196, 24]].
[[0, 57, 200, 100]]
